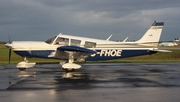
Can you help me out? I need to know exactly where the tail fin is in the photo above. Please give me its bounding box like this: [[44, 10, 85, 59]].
[[137, 21, 164, 45]]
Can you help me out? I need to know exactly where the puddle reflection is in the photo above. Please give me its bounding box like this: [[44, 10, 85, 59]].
[[18, 71, 36, 78]]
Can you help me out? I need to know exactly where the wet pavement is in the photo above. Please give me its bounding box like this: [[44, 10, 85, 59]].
[[0, 63, 180, 102]]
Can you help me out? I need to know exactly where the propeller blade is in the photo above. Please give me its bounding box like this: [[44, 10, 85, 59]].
[[8, 35, 12, 44], [8, 49, 11, 64], [7, 35, 12, 64]]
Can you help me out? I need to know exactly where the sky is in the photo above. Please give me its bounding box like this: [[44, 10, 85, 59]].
[[0, 0, 180, 42]]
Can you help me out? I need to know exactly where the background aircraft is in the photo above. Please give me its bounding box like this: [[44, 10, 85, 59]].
[[5, 21, 167, 71]]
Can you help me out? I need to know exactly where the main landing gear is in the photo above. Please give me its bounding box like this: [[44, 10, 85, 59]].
[[61, 52, 81, 71], [16, 57, 36, 71], [62, 63, 81, 71]]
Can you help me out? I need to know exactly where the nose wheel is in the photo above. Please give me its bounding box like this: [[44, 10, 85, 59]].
[[18, 68, 26, 71], [17, 57, 36, 71]]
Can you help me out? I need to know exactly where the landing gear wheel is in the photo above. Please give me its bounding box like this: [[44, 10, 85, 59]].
[[67, 68, 74, 71], [63, 68, 74, 72], [18, 68, 26, 71]]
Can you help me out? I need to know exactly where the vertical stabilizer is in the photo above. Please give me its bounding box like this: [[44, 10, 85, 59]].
[[137, 21, 164, 44]]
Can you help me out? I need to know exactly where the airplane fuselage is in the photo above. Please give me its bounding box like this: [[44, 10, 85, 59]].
[[12, 41, 156, 61]]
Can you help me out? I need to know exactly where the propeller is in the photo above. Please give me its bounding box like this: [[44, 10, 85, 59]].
[[8, 49, 11, 64], [7, 35, 12, 64]]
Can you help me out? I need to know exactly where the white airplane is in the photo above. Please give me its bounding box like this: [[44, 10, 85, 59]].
[[5, 21, 168, 71], [159, 42, 178, 46]]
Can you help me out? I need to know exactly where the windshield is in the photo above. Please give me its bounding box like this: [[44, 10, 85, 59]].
[[44, 36, 57, 44]]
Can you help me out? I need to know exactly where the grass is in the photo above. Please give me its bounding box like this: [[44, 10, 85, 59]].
[[1, 44, 180, 65]]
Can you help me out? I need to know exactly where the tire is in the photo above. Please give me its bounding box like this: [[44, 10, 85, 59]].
[[18, 68, 26, 71]]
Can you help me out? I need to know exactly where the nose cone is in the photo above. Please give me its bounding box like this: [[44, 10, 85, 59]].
[[5, 43, 12, 49]]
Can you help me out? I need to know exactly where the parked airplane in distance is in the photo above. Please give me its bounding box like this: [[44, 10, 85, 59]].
[[5, 21, 169, 71], [159, 42, 178, 46]]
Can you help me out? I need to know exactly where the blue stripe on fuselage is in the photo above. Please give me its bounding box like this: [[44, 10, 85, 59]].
[[14, 50, 55, 58], [14, 49, 156, 61]]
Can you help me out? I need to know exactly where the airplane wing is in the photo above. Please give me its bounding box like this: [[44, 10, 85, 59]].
[[54, 46, 97, 61]]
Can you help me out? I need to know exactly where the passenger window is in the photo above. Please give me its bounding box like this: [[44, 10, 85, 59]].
[[71, 39, 81, 46], [84, 41, 96, 48]]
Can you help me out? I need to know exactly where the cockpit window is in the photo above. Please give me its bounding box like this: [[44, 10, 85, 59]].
[[44, 36, 56, 44], [54, 37, 69, 45]]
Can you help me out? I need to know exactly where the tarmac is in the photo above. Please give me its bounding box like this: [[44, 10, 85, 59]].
[[0, 63, 180, 102]]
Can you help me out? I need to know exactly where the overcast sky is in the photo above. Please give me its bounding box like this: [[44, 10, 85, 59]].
[[0, 0, 180, 42]]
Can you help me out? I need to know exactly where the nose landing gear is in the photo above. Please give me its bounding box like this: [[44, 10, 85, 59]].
[[16, 57, 36, 71]]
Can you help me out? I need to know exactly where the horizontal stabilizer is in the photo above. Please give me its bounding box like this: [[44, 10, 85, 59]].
[[150, 49, 172, 52]]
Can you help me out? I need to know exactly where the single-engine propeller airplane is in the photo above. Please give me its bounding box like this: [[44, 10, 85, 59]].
[[5, 21, 169, 71]]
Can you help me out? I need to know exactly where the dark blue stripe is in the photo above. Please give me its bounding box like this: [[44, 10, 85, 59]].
[[86, 50, 156, 61], [152, 22, 164, 26], [14, 50, 54, 58]]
